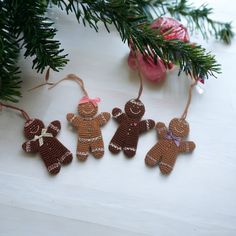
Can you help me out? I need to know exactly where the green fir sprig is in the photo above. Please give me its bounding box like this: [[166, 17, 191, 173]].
[[0, 0, 234, 102], [149, 0, 234, 44], [0, 2, 21, 102]]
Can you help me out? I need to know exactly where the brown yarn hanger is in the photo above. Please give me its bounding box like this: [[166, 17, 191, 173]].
[[180, 76, 198, 120], [133, 49, 143, 100], [49, 74, 89, 97], [0, 102, 30, 120], [28, 67, 54, 91]]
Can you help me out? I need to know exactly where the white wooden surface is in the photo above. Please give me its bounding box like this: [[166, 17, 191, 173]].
[[0, 1, 236, 235]]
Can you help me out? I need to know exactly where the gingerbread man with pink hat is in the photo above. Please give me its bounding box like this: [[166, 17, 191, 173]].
[[67, 95, 110, 161], [49, 74, 111, 161]]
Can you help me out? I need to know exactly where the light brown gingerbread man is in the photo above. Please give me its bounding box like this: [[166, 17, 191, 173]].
[[67, 96, 110, 161], [145, 118, 196, 174]]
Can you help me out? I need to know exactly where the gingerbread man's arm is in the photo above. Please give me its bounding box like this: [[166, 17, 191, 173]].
[[178, 141, 196, 153], [66, 113, 81, 128], [112, 108, 127, 123], [139, 119, 155, 133], [155, 122, 168, 139], [22, 140, 40, 153], [47, 120, 61, 137], [96, 112, 111, 126]]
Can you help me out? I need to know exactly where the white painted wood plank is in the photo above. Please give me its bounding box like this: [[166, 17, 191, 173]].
[[1, 1, 236, 235], [0, 204, 148, 236]]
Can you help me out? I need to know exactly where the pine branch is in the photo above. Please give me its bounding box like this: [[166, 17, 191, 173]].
[[0, 0, 233, 102], [12, 0, 68, 73], [146, 0, 234, 44], [0, 3, 21, 102], [54, 0, 220, 78], [0, 0, 68, 102], [131, 24, 221, 78]]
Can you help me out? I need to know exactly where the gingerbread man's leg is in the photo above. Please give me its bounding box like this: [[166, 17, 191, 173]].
[[109, 127, 126, 154], [77, 140, 90, 161], [145, 143, 162, 167], [123, 135, 138, 158], [90, 138, 104, 159], [51, 139, 73, 165], [159, 152, 177, 175], [40, 151, 61, 175]]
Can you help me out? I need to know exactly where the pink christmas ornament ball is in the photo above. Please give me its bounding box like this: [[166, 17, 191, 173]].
[[128, 51, 167, 83], [150, 17, 190, 42], [127, 17, 190, 83]]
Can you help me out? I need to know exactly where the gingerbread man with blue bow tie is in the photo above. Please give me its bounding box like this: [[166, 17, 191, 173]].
[[145, 118, 196, 175]]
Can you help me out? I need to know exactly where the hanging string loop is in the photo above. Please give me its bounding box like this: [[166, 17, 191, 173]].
[[180, 76, 198, 120], [49, 74, 89, 97], [132, 49, 144, 100], [0, 102, 31, 120]]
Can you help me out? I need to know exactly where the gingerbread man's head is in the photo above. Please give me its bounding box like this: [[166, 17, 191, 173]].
[[169, 118, 189, 138], [24, 119, 45, 139], [78, 102, 98, 118], [125, 99, 145, 119]]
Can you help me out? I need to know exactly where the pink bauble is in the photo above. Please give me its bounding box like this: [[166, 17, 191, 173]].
[[150, 17, 190, 42], [128, 50, 166, 82], [127, 17, 189, 83], [138, 53, 166, 83]]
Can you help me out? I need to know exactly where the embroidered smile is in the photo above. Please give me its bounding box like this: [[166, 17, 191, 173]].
[[130, 108, 141, 115], [174, 126, 184, 134], [82, 109, 94, 114]]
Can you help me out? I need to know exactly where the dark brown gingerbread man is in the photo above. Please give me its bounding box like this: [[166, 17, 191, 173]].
[[22, 119, 73, 174], [145, 118, 196, 174], [109, 99, 155, 157]]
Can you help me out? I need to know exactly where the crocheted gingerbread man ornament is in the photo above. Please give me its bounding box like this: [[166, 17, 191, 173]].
[[145, 118, 196, 174], [0, 102, 72, 175], [67, 96, 110, 161], [22, 119, 73, 174], [145, 77, 198, 175], [49, 74, 111, 161], [109, 98, 155, 157]]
